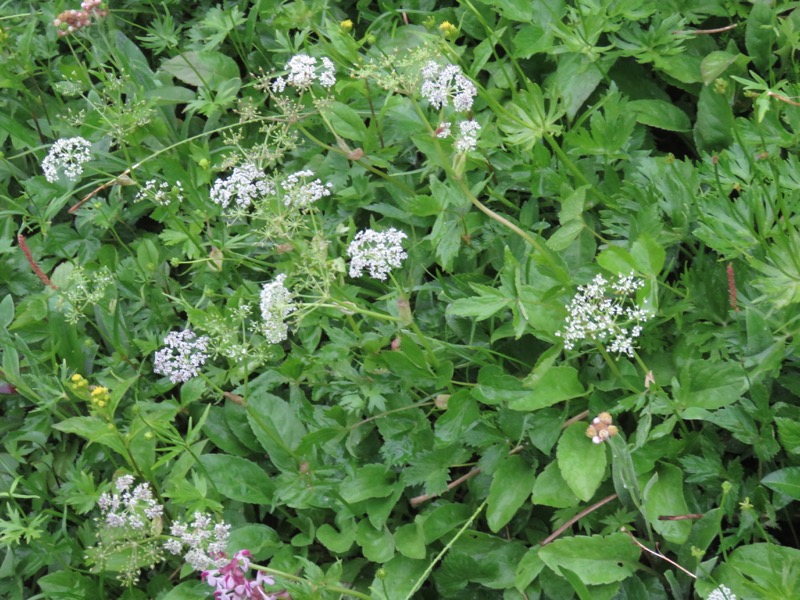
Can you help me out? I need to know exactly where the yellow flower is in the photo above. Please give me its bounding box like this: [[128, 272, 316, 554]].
[[439, 20, 458, 39], [340, 19, 353, 32]]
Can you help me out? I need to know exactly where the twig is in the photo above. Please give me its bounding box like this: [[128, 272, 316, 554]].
[[622, 527, 697, 579], [675, 23, 738, 35], [540, 494, 618, 546], [767, 90, 800, 107], [409, 445, 523, 508], [17, 234, 57, 289], [68, 169, 135, 214], [658, 513, 704, 521]]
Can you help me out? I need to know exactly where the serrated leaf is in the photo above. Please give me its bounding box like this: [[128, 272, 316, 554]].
[[776, 418, 800, 455], [557, 423, 607, 502], [509, 366, 585, 411], [539, 533, 641, 585], [700, 51, 740, 86], [487, 455, 536, 532], [246, 391, 306, 473]]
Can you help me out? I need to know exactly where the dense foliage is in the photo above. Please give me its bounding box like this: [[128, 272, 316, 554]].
[[2, 1, 800, 599]]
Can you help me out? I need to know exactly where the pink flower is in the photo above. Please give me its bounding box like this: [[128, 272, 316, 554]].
[[202, 550, 277, 600]]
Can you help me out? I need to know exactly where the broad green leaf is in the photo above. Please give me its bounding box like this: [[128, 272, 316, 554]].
[[420, 503, 472, 543], [228, 525, 280, 560], [631, 234, 666, 276], [160, 51, 238, 89], [745, 3, 775, 72], [597, 246, 637, 274], [515, 548, 545, 590], [38, 571, 98, 598], [246, 391, 306, 473], [356, 520, 395, 563], [509, 366, 585, 411], [197, 454, 274, 505], [700, 51, 740, 86], [642, 464, 691, 544], [628, 99, 691, 132], [340, 464, 396, 504], [323, 102, 367, 142], [317, 521, 356, 554], [160, 582, 210, 599], [761, 467, 800, 500], [718, 544, 800, 600], [53, 417, 128, 457], [538, 533, 641, 585], [557, 423, 607, 502], [447, 291, 511, 321], [776, 417, 800, 455], [676, 360, 748, 411], [694, 85, 734, 152], [394, 522, 426, 559], [0, 295, 13, 328], [532, 461, 581, 508], [472, 365, 531, 406], [487, 455, 536, 532], [375, 555, 428, 599]]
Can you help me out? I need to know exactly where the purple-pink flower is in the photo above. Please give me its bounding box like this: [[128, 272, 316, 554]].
[[202, 550, 277, 600]]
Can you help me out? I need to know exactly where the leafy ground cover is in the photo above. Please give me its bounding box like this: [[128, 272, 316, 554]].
[[2, 1, 800, 598]]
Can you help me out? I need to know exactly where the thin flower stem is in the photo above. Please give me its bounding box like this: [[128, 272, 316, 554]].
[[403, 498, 488, 600], [621, 527, 697, 579]]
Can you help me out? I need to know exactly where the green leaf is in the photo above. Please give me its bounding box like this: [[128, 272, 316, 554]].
[[597, 246, 637, 274], [197, 454, 274, 504], [246, 391, 306, 472], [447, 289, 511, 321], [356, 520, 395, 563], [394, 522, 427, 559], [676, 360, 748, 411], [628, 100, 690, 132], [509, 367, 585, 412], [700, 51, 740, 86], [317, 520, 356, 554], [694, 85, 734, 152], [340, 464, 396, 504], [532, 462, 581, 508], [719, 544, 800, 600], [745, 2, 776, 72], [556, 423, 607, 502], [539, 533, 641, 585], [515, 548, 545, 589], [160, 51, 238, 89], [631, 233, 666, 276], [761, 467, 800, 500], [323, 102, 367, 142], [776, 418, 800, 455], [0, 295, 14, 329], [642, 464, 691, 544], [487, 455, 536, 532], [160, 581, 211, 599], [53, 417, 128, 458]]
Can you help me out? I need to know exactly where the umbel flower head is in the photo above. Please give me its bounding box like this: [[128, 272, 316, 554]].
[[555, 273, 651, 357], [347, 227, 408, 280], [271, 53, 336, 92], [420, 61, 477, 112], [211, 163, 274, 210], [279, 169, 332, 209], [260, 274, 295, 344], [707, 585, 736, 600], [164, 512, 232, 572], [153, 329, 210, 383], [42, 136, 92, 182]]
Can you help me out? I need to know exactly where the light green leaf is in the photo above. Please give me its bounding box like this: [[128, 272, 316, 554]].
[[510, 367, 585, 412], [776, 418, 800, 455], [317, 521, 356, 554], [557, 423, 607, 502], [356, 520, 395, 563], [642, 464, 691, 543], [447, 292, 511, 321], [532, 462, 580, 508], [700, 51, 740, 86], [394, 522, 426, 559], [246, 391, 306, 473], [323, 102, 367, 142], [539, 533, 641, 585], [197, 455, 274, 505], [694, 85, 733, 152], [718, 544, 800, 600], [160, 51, 238, 89], [676, 360, 748, 411], [340, 464, 396, 504], [487, 455, 536, 532], [761, 467, 800, 500]]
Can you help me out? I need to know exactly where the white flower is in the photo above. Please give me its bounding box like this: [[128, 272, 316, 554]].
[[347, 228, 408, 280], [165, 512, 231, 571], [454, 119, 481, 152], [280, 169, 332, 208], [436, 122, 452, 138], [134, 179, 184, 206], [420, 62, 477, 112], [279, 53, 336, 91], [210, 164, 274, 210], [708, 585, 736, 600], [260, 274, 295, 344], [555, 272, 650, 357], [153, 330, 210, 383], [42, 136, 92, 182]]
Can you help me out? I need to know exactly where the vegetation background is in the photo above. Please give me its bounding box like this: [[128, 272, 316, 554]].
[[1, 0, 800, 598]]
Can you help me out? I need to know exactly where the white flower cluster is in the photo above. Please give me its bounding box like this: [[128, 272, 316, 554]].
[[347, 228, 408, 280], [134, 179, 184, 206], [280, 169, 333, 209], [42, 136, 92, 182], [454, 119, 481, 152], [708, 585, 736, 600], [164, 512, 231, 571], [555, 273, 650, 357], [97, 475, 164, 531], [421, 62, 477, 111], [210, 164, 274, 210], [272, 54, 336, 92], [260, 274, 295, 344], [153, 329, 210, 383]]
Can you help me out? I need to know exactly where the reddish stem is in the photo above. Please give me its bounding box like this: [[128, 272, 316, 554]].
[[17, 234, 57, 290]]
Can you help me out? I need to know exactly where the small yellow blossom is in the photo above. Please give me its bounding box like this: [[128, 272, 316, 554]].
[[439, 20, 458, 39], [340, 19, 353, 32]]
